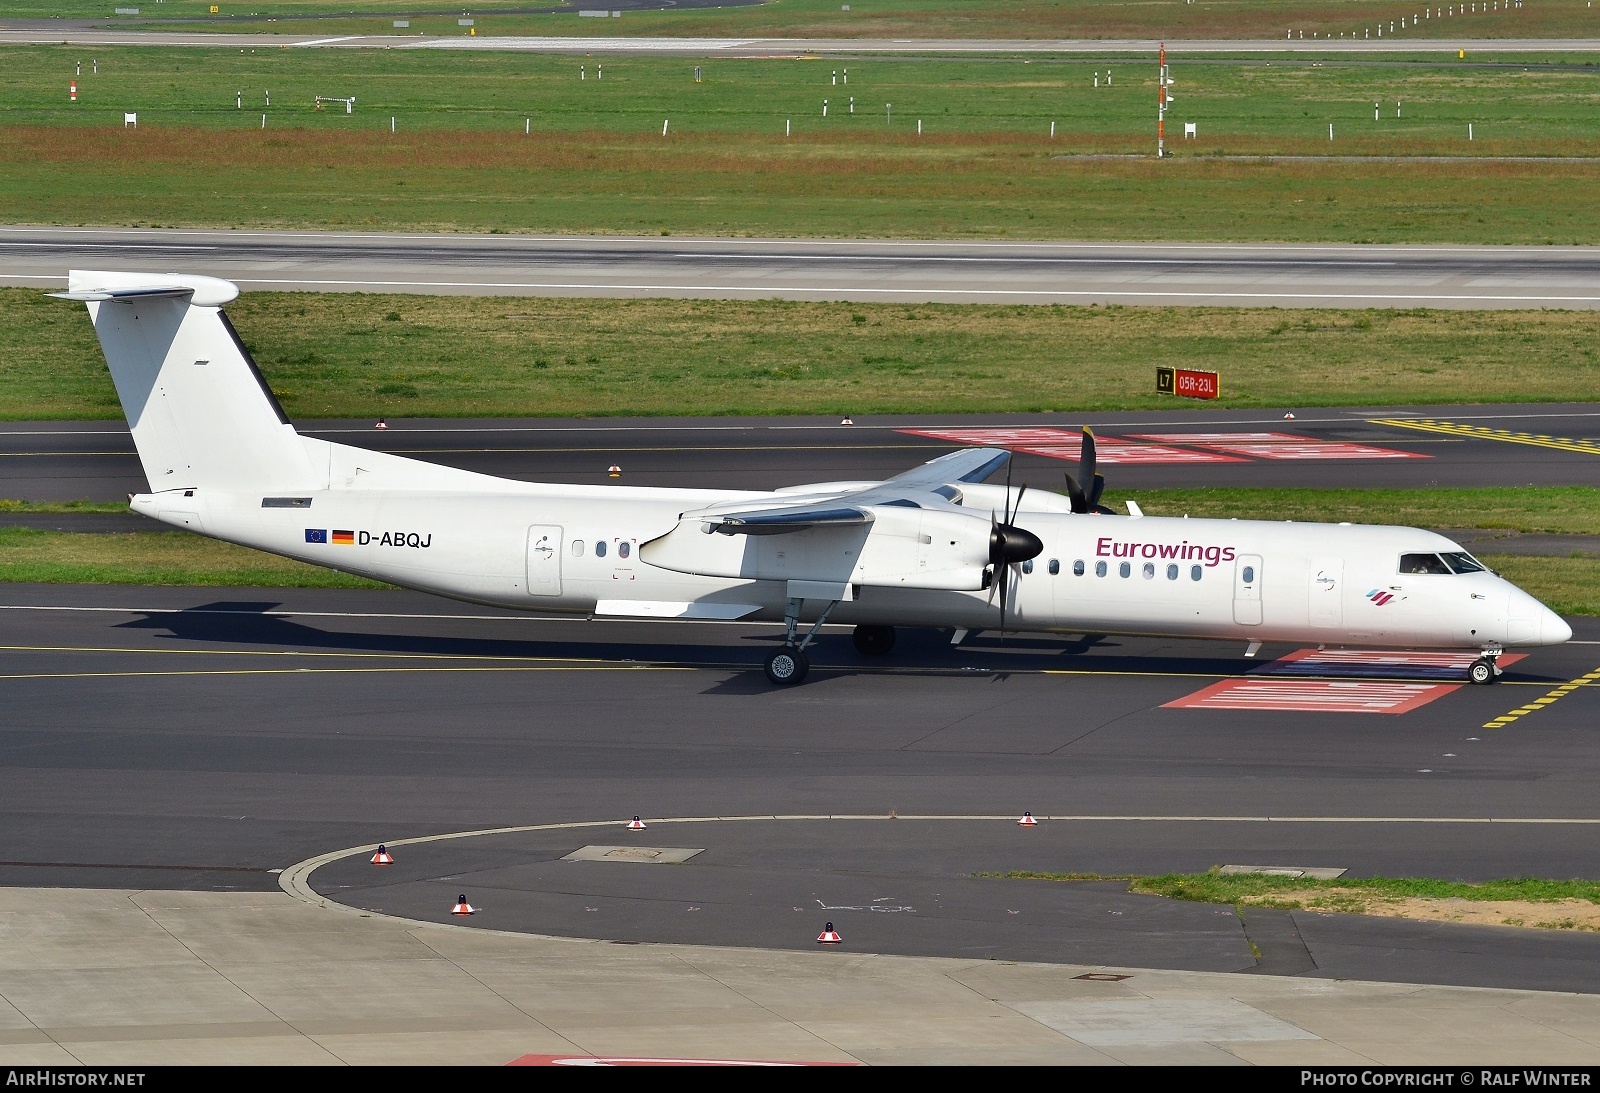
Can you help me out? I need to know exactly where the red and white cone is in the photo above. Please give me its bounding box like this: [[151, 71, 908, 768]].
[[451, 893, 475, 916], [370, 844, 394, 865], [1017, 811, 1038, 827], [1283, 412, 1296, 420], [375, 417, 388, 429], [817, 921, 842, 944], [840, 416, 853, 426], [608, 465, 622, 478], [626, 815, 647, 831]]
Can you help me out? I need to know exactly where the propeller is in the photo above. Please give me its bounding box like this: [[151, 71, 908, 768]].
[[987, 454, 1044, 637], [1063, 426, 1116, 515]]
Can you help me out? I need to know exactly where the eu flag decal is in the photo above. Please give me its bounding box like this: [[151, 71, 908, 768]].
[[305, 529, 329, 544]]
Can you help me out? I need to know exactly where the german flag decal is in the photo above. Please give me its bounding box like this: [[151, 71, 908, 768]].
[[332, 529, 355, 545]]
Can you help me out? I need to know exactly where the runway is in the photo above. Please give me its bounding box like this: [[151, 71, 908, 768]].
[[7, 228, 1600, 308], [3, 28, 1599, 55], [7, 403, 1600, 507]]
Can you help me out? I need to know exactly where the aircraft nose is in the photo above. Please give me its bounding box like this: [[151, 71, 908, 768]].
[[1543, 608, 1573, 646]]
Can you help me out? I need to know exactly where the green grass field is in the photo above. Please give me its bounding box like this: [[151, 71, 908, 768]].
[[7, 289, 1599, 419], [34, 0, 1600, 42], [2, 46, 1599, 239]]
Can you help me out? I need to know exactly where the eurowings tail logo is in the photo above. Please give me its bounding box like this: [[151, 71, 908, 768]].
[[1366, 588, 1395, 606]]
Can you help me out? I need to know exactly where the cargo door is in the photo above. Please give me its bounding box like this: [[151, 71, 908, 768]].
[[1308, 556, 1343, 628], [526, 524, 562, 596]]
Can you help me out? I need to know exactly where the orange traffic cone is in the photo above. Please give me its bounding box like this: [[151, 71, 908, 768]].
[[608, 465, 621, 477], [370, 844, 394, 865], [817, 921, 842, 944], [375, 417, 388, 429], [451, 893, 475, 916], [1017, 811, 1038, 827], [627, 815, 647, 831]]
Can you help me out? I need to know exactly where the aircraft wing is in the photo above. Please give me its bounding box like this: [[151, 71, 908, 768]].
[[700, 448, 1010, 536]]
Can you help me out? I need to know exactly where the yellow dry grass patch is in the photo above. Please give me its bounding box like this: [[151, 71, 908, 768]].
[[1243, 890, 1600, 931]]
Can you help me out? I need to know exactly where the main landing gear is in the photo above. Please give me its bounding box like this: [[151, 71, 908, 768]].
[[763, 595, 843, 686], [760, 602, 902, 686], [1467, 647, 1503, 685]]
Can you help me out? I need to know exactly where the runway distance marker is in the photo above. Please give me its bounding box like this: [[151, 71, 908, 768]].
[[1483, 665, 1600, 730], [1372, 418, 1600, 457]]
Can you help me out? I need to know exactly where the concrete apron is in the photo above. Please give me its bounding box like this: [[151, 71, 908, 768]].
[[1, 888, 1599, 1065]]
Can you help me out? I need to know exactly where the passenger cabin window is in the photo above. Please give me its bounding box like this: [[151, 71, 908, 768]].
[[1167, 564, 1179, 580], [1190, 564, 1202, 581], [1048, 559, 1060, 576], [1119, 561, 1131, 578], [1095, 560, 1107, 577], [1021, 559, 1034, 574], [1399, 552, 1451, 575], [1441, 552, 1486, 574], [1073, 560, 1085, 577], [571, 540, 585, 557], [1242, 565, 1255, 584], [618, 541, 631, 559], [595, 540, 608, 558], [1142, 562, 1155, 580]]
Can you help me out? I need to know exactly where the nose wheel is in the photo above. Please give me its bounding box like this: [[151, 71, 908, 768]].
[[1467, 655, 1501, 685]]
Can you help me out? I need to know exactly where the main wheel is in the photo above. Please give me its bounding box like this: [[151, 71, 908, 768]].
[[852, 624, 897, 657], [1467, 657, 1497, 685], [763, 647, 810, 686]]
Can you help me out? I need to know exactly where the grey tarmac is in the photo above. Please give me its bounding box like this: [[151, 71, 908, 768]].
[[6, 228, 1600, 309]]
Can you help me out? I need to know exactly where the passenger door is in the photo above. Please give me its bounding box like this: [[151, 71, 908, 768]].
[[1233, 554, 1263, 625], [526, 525, 562, 596]]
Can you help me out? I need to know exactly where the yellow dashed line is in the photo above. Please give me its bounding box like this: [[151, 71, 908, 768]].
[[1372, 419, 1600, 457], [1485, 667, 1600, 729]]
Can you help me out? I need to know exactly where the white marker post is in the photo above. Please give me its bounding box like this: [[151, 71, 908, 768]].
[[1469, 122, 1474, 140], [917, 119, 921, 134], [265, 90, 270, 107], [885, 102, 891, 125], [663, 119, 669, 136], [236, 90, 242, 109], [1330, 122, 1335, 141], [1050, 120, 1056, 138], [260, 114, 265, 128], [786, 118, 790, 136], [823, 100, 828, 116], [526, 118, 530, 134], [391, 116, 396, 133]]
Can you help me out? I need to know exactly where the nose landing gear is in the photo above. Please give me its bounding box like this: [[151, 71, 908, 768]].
[[1467, 647, 1503, 685]]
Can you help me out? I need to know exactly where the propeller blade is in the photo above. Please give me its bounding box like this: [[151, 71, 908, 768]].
[[1063, 472, 1088, 515], [1087, 472, 1106, 511], [1078, 427, 1097, 496]]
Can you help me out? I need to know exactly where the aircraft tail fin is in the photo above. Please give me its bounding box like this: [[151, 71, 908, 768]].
[[56, 271, 317, 492]]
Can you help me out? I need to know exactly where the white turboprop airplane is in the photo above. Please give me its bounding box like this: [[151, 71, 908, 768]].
[[58, 270, 1571, 686]]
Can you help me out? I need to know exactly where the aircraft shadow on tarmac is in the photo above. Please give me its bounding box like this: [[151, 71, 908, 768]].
[[114, 601, 1286, 690]]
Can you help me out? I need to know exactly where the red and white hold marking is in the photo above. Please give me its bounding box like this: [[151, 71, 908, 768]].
[[1132, 432, 1424, 460], [1262, 648, 1527, 675], [1164, 678, 1459, 714], [897, 428, 1240, 464], [898, 428, 1424, 464]]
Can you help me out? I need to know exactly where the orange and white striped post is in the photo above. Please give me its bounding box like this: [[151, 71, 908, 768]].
[[69, 80, 78, 102]]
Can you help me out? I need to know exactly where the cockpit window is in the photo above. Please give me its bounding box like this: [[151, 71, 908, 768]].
[[1441, 551, 1486, 574], [1399, 552, 1452, 575]]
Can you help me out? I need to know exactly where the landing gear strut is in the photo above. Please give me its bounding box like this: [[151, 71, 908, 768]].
[[764, 595, 841, 686], [1467, 647, 1503, 685]]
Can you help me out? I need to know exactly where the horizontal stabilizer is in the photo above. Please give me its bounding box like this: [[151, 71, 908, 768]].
[[53, 271, 240, 307]]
